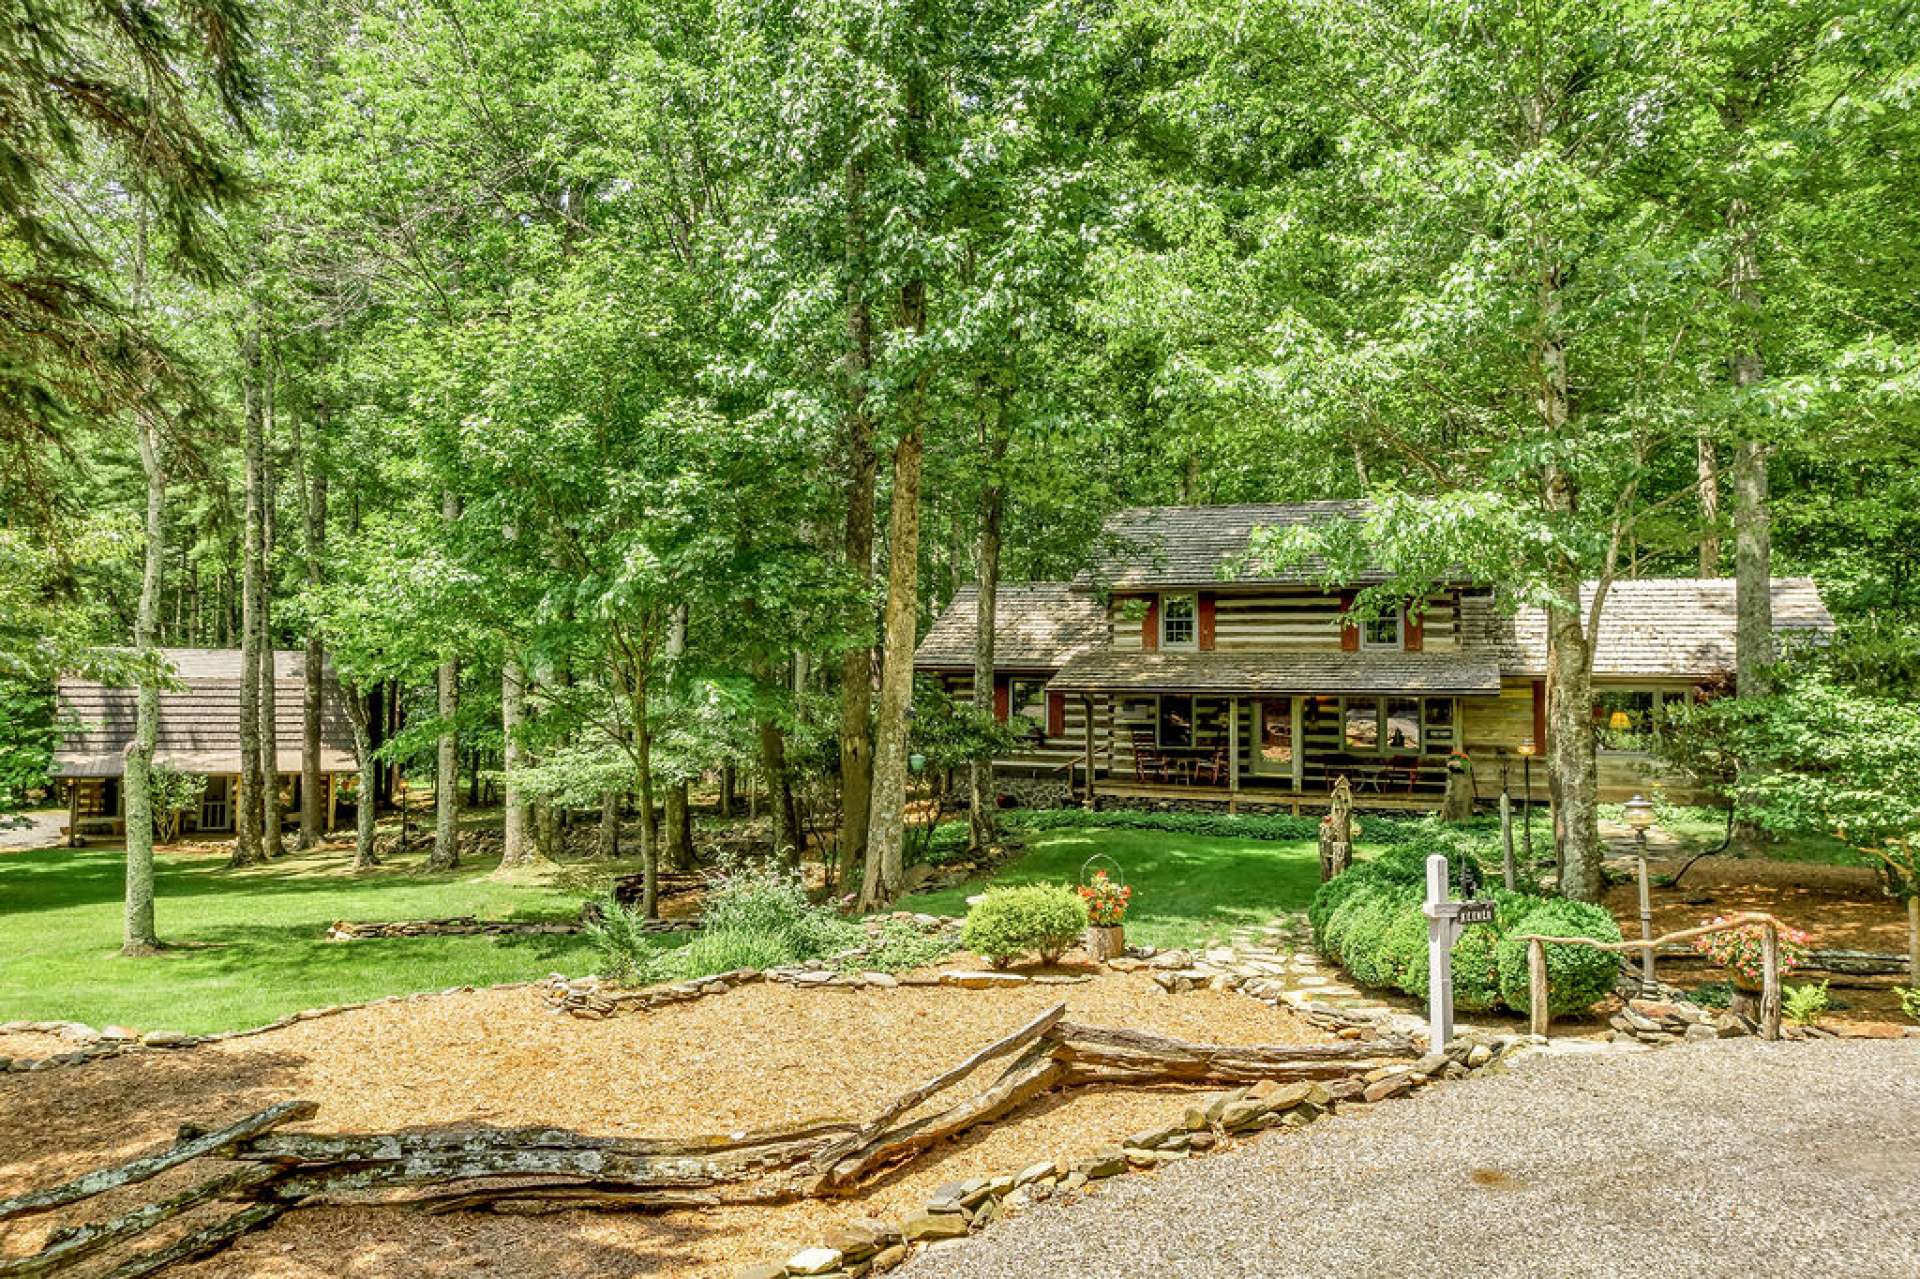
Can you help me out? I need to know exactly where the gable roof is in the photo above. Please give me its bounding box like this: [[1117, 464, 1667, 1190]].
[[54, 648, 357, 778], [1084, 501, 1407, 591], [914, 583, 1106, 671], [1463, 578, 1834, 680]]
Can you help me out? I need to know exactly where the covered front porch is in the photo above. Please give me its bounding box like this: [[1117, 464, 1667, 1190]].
[[1047, 649, 1504, 815]]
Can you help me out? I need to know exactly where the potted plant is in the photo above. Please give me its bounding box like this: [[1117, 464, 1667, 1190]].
[[1078, 869, 1132, 961], [1692, 917, 1809, 1022]]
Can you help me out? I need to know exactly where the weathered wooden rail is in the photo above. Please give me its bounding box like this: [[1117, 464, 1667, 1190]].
[[0, 1006, 1415, 1275], [1522, 911, 1797, 1042]]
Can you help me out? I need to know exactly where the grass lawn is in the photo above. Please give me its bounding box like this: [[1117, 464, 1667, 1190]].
[[901, 825, 1325, 950], [0, 840, 616, 1035]]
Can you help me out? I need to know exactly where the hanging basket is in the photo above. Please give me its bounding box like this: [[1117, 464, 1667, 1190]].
[[1079, 854, 1132, 960]]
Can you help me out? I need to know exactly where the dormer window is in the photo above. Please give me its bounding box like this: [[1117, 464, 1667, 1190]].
[[1361, 609, 1403, 651], [1160, 593, 1197, 649]]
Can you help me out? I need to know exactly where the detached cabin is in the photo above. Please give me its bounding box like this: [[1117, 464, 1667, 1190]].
[[53, 649, 357, 841], [913, 502, 1835, 814]]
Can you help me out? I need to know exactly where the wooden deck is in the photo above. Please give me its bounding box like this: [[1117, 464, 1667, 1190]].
[[1088, 778, 1435, 815]]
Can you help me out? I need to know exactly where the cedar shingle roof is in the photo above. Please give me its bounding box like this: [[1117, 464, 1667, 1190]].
[[54, 648, 357, 777], [1085, 501, 1401, 590], [1462, 578, 1833, 679], [1046, 650, 1502, 696], [914, 583, 1106, 671]]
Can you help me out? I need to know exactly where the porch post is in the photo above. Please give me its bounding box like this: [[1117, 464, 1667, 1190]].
[[1081, 695, 1097, 811], [66, 777, 80, 846], [1228, 696, 1240, 813]]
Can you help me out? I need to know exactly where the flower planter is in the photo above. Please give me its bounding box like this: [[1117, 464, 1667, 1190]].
[[1085, 924, 1126, 962]]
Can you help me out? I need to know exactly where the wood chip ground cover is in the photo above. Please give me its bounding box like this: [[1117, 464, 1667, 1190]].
[[0, 967, 1324, 1277]]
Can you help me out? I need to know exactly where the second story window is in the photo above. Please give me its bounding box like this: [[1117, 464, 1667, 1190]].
[[1160, 593, 1197, 649], [1361, 608, 1403, 650]]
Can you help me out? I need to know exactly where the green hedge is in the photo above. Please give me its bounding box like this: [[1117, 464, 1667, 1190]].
[[1494, 898, 1623, 1017], [1309, 846, 1620, 1017], [926, 807, 1510, 865]]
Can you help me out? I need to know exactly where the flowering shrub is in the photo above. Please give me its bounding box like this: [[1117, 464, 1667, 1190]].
[[1691, 917, 1810, 986], [1078, 870, 1132, 926]]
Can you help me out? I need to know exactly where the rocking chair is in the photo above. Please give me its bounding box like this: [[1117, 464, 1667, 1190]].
[[1191, 742, 1230, 787], [1129, 730, 1172, 784]]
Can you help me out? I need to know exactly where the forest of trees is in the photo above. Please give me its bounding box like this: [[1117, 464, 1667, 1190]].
[[3, 0, 1918, 951]]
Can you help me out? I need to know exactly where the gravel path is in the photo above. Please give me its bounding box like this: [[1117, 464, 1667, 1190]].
[[902, 1039, 1920, 1279], [0, 810, 62, 850]]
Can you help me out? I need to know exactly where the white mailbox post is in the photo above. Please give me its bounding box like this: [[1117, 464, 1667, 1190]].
[[1422, 854, 1458, 1046], [1422, 854, 1496, 1048]]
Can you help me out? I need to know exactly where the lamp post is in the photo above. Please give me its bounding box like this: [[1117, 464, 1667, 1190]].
[[1624, 793, 1657, 992], [1517, 738, 1536, 870]]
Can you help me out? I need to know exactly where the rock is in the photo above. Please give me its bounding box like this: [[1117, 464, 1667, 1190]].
[[901, 1210, 970, 1242], [735, 1264, 785, 1279], [1187, 1131, 1216, 1151], [862, 972, 899, 989], [1363, 1074, 1413, 1103], [791, 971, 835, 986], [1060, 1171, 1088, 1194], [786, 1247, 844, 1275], [1217, 1100, 1268, 1131], [1683, 1022, 1720, 1042], [823, 1221, 891, 1260], [1124, 1126, 1177, 1151], [1466, 1043, 1493, 1068], [1014, 1160, 1060, 1188], [1106, 957, 1144, 972], [870, 1245, 908, 1272], [1075, 1149, 1127, 1179], [1837, 1022, 1906, 1040], [940, 971, 1028, 989], [1146, 949, 1192, 971]]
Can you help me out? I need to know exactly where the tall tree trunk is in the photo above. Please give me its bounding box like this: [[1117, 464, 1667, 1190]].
[[231, 319, 267, 868], [837, 154, 878, 894], [124, 413, 166, 954], [1728, 195, 1772, 696], [1532, 231, 1603, 900], [861, 408, 926, 910], [664, 603, 693, 870], [1697, 432, 1720, 576], [430, 490, 461, 871], [632, 668, 657, 916], [969, 403, 1007, 855], [258, 386, 282, 859], [597, 789, 621, 861], [499, 656, 533, 867], [343, 685, 379, 871], [717, 760, 735, 819], [296, 412, 327, 846]]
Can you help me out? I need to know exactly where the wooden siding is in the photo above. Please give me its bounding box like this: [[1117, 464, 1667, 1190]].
[[1109, 589, 1458, 655], [941, 675, 1106, 773]]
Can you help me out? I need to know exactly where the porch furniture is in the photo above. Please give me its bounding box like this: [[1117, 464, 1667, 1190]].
[[1191, 742, 1230, 787], [1129, 730, 1172, 784]]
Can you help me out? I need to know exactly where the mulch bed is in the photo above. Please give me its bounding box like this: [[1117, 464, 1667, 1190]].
[[1604, 854, 1914, 1025], [0, 961, 1326, 1278]]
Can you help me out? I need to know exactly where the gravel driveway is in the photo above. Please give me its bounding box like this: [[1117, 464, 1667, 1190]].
[[902, 1040, 1920, 1279]]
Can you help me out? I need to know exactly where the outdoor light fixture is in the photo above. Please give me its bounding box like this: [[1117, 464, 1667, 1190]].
[[1517, 738, 1535, 757], [908, 752, 927, 774], [1624, 793, 1656, 831], [1624, 794, 1657, 990], [1609, 710, 1633, 731]]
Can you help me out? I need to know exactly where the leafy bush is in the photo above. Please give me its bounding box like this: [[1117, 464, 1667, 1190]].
[[961, 884, 1088, 967], [1783, 980, 1831, 1027], [835, 918, 960, 974], [586, 896, 671, 983], [1494, 899, 1624, 1017], [676, 923, 800, 977], [1898, 986, 1920, 1024]]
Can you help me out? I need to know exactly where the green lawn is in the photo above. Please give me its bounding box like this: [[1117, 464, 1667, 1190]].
[[902, 826, 1325, 950], [0, 842, 610, 1035]]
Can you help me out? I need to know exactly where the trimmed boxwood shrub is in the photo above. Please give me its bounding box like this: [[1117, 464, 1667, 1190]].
[[1310, 848, 1615, 1016], [1494, 898, 1624, 1017], [961, 884, 1088, 967]]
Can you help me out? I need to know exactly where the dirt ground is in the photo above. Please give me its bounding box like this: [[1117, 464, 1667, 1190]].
[[1603, 853, 1915, 1024], [0, 966, 1324, 1278]]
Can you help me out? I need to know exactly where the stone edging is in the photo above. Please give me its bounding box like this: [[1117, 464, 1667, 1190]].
[[737, 1033, 1533, 1279]]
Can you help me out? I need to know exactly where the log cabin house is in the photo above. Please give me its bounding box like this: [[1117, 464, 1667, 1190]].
[[52, 649, 357, 842], [915, 502, 1835, 814]]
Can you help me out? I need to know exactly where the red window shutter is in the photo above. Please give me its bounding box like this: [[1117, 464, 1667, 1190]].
[[1197, 593, 1216, 651], [993, 675, 1010, 722], [1404, 602, 1423, 652], [1046, 691, 1066, 738], [1141, 597, 1159, 652], [1339, 590, 1359, 652]]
